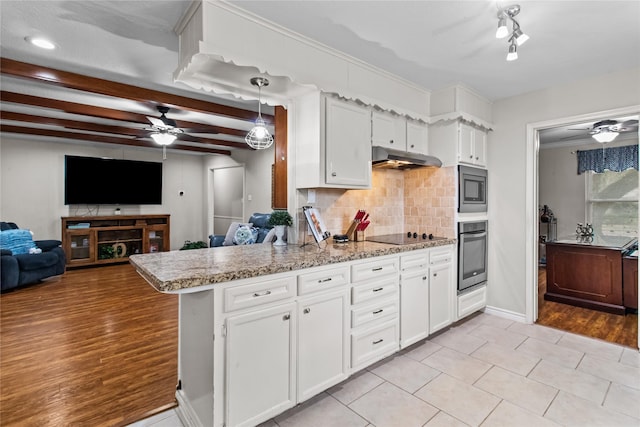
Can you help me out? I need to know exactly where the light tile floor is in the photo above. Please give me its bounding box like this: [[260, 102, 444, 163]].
[[130, 312, 640, 427]]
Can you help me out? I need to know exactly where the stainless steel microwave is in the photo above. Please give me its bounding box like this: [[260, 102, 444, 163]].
[[458, 165, 487, 213]]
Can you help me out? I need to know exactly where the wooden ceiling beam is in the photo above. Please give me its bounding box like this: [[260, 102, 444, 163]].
[[0, 110, 251, 150], [0, 91, 251, 140], [0, 125, 232, 156], [1, 58, 273, 123]]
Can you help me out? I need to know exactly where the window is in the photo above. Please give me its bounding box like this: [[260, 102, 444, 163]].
[[586, 169, 638, 237]]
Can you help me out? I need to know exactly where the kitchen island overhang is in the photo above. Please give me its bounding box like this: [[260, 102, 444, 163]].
[[129, 238, 456, 294]]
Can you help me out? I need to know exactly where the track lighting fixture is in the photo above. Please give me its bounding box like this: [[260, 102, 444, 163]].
[[495, 4, 529, 61], [245, 77, 274, 150], [506, 39, 518, 61]]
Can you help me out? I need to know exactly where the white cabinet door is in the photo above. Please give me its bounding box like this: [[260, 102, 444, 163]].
[[372, 111, 406, 150], [473, 128, 487, 167], [400, 268, 429, 348], [325, 97, 371, 187], [458, 123, 475, 165], [298, 288, 349, 402], [225, 302, 296, 427], [406, 120, 428, 155], [429, 262, 454, 334]]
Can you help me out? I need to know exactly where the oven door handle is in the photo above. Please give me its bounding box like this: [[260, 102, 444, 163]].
[[461, 231, 487, 238]]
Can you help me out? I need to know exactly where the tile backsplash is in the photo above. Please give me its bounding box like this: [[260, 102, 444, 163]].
[[297, 166, 455, 241]]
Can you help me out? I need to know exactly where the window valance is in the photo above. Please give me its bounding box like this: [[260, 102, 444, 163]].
[[577, 144, 638, 174]]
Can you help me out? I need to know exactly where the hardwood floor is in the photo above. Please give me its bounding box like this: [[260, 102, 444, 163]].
[[0, 264, 178, 427], [537, 267, 638, 348]]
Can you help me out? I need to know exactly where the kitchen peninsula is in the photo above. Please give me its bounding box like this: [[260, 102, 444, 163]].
[[130, 238, 457, 427], [545, 235, 637, 315]]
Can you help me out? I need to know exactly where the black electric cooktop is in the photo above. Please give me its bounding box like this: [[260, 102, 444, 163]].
[[367, 232, 447, 245]]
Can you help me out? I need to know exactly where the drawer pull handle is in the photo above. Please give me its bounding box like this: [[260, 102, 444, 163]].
[[303, 308, 311, 314], [373, 339, 384, 345], [253, 290, 272, 297], [318, 278, 332, 283], [372, 267, 383, 271], [372, 287, 384, 292], [373, 309, 383, 314], [283, 314, 290, 320]]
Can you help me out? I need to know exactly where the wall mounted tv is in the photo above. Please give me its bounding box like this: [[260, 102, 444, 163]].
[[64, 156, 163, 205]]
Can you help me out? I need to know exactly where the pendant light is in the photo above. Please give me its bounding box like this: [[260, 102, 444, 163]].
[[245, 77, 274, 150]]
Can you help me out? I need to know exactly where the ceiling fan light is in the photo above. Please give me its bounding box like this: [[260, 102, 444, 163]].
[[592, 131, 618, 143], [245, 118, 274, 150], [151, 132, 177, 145]]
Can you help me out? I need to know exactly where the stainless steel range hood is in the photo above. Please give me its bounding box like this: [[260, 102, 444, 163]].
[[372, 146, 442, 170]]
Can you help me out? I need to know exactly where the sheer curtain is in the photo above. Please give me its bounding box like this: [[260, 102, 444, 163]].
[[577, 144, 638, 174]]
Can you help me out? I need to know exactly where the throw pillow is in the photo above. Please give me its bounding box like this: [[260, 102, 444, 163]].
[[0, 229, 36, 255], [262, 227, 277, 244], [233, 225, 258, 245], [223, 222, 252, 246]]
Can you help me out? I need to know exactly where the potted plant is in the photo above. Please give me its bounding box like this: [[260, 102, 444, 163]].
[[268, 210, 293, 246]]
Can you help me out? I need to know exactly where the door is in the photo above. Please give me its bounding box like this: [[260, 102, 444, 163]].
[[324, 97, 371, 187], [473, 128, 487, 166], [225, 302, 296, 427], [298, 289, 349, 402], [429, 263, 453, 334], [400, 269, 429, 348], [458, 123, 475, 164], [406, 120, 428, 155], [372, 111, 406, 150], [212, 166, 245, 235]]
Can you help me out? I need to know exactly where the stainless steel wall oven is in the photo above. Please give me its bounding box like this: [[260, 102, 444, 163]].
[[458, 220, 488, 293]]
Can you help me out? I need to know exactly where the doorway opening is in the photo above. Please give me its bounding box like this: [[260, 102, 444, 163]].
[[527, 107, 639, 349], [211, 166, 246, 236]]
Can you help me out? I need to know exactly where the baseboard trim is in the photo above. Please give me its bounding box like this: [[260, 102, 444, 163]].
[[175, 390, 202, 427], [484, 305, 527, 323]]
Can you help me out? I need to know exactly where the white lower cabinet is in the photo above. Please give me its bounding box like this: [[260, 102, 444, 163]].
[[178, 247, 457, 427], [399, 251, 429, 348], [457, 284, 487, 320], [225, 302, 297, 427], [297, 288, 349, 403]]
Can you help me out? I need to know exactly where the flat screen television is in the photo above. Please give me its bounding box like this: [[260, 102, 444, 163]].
[[64, 155, 163, 205]]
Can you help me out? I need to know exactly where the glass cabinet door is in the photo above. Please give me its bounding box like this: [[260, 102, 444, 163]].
[[147, 229, 165, 253], [68, 231, 91, 262]]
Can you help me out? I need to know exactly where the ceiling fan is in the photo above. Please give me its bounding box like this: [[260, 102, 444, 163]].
[[569, 119, 639, 143], [146, 106, 184, 146]]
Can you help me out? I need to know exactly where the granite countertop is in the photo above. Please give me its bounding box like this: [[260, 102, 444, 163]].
[[130, 238, 456, 293], [550, 235, 637, 250]]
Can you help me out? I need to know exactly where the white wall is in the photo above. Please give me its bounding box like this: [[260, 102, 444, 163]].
[[489, 67, 640, 316], [0, 137, 206, 250]]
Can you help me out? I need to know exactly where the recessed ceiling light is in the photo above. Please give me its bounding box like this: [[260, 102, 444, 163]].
[[25, 36, 56, 50]]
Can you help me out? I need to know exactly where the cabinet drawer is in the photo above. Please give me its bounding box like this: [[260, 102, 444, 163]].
[[351, 258, 398, 283], [458, 285, 487, 320], [351, 320, 399, 370], [401, 251, 429, 271], [351, 298, 398, 328], [351, 277, 398, 305], [430, 246, 453, 265], [298, 266, 349, 296], [224, 276, 296, 312]]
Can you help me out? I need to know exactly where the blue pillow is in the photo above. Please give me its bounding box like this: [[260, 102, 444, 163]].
[[0, 229, 36, 255], [233, 225, 258, 245]]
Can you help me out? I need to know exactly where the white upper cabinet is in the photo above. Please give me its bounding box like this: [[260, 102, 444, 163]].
[[372, 111, 406, 151], [325, 97, 372, 187], [294, 92, 371, 189], [458, 123, 486, 166], [429, 120, 487, 168], [406, 120, 429, 155]]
